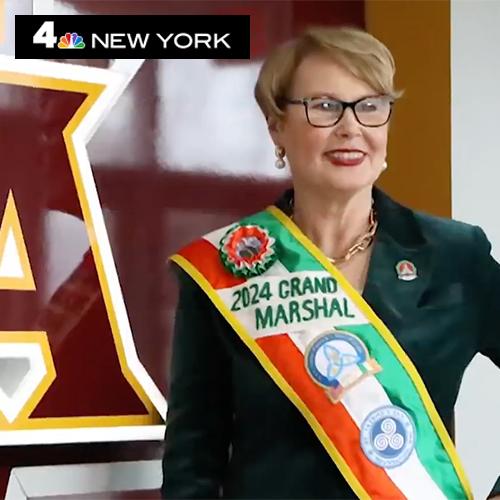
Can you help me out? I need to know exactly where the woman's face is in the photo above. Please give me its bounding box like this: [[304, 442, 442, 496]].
[[270, 52, 390, 198]]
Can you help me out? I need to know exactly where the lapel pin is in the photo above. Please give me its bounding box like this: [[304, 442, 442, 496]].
[[396, 260, 418, 281]]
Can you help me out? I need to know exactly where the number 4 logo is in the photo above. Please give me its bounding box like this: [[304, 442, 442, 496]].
[[33, 21, 57, 48]]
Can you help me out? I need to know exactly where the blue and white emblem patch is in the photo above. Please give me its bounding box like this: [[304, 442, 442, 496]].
[[360, 405, 416, 469], [305, 331, 381, 403]]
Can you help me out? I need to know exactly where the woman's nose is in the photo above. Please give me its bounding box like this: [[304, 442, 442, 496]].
[[333, 108, 362, 137]]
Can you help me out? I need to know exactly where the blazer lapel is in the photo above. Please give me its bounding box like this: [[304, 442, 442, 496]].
[[362, 188, 435, 332]]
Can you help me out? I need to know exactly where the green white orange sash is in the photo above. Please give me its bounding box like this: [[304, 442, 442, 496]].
[[170, 206, 473, 500]]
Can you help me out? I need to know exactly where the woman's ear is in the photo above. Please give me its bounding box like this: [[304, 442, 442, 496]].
[[267, 116, 283, 145], [267, 116, 277, 131]]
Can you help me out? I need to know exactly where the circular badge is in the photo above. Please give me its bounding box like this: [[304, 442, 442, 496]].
[[219, 224, 277, 278], [360, 405, 416, 468], [305, 331, 369, 388], [395, 260, 417, 281]]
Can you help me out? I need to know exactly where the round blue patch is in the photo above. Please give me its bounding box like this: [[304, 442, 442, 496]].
[[305, 331, 368, 388], [360, 405, 416, 469]]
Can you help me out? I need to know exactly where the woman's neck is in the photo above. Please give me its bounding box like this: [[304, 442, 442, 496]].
[[291, 186, 373, 260]]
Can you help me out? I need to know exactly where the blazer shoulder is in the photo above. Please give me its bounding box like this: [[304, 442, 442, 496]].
[[401, 207, 491, 285], [375, 188, 483, 252], [412, 209, 481, 248]]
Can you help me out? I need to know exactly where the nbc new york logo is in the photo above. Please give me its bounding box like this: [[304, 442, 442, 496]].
[[58, 32, 85, 49]]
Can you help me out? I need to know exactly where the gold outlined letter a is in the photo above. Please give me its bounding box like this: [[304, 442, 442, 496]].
[[0, 190, 35, 290]]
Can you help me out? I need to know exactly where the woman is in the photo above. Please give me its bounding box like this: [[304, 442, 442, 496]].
[[162, 26, 500, 499]]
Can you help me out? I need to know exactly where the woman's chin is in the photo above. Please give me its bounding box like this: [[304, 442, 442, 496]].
[[319, 170, 377, 194]]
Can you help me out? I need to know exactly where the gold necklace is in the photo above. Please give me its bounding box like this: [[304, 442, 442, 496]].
[[289, 199, 378, 265]]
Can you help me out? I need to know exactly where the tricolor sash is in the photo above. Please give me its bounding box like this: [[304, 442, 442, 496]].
[[170, 206, 472, 500]]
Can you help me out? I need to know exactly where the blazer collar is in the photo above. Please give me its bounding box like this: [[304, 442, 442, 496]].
[[274, 187, 435, 331], [364, 187, 434, 330]]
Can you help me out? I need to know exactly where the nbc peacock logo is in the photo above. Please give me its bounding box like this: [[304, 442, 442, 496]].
[[57, 32, 85, 49]]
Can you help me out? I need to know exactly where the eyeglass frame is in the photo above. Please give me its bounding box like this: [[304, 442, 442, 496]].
[[280, 94, 394, 128]]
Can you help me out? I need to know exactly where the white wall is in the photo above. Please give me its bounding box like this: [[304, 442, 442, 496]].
[[0, 0, 32, 55], [452, 1, 500, 497]]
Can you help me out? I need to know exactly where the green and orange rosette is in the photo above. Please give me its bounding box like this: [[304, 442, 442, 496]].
[[219, 224, 278, 278]]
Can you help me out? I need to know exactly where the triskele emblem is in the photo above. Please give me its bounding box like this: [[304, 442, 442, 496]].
[[305, 330, 381, 403]]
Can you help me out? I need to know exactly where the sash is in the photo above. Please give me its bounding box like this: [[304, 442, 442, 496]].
[[170, 206, 472, 500]]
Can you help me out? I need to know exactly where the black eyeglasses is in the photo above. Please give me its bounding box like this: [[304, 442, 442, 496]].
[[281, 95, 394, 128]]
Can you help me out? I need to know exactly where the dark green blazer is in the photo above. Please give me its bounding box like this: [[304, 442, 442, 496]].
[[162, 188, 500, 499]]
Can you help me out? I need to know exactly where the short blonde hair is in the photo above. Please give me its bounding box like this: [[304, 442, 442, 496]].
[[254, 25, 402, 121]]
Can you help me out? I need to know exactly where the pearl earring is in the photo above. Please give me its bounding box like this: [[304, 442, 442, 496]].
[[275, 146, 286, 169], [382, 161, 388, 170]]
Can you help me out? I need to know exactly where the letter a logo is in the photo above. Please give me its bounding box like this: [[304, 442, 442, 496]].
[[0, 190, 35, 291]]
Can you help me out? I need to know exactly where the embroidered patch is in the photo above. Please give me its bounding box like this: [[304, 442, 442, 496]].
[[219, 224, 277, 278], [360, 405, 416, 468], [305, 331, 381, 403]]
